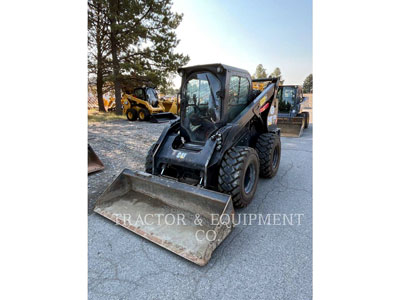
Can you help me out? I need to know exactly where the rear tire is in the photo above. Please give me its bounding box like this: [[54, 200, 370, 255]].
[[255, 133, 281, 178], [145, 143, 157, 173], [218, 146, 260, 208], [139, 108, 150, 121], [303, 112, 309, 128], [126, 109, 138, 121]]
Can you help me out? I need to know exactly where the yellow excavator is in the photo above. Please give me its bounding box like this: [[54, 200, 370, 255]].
[[122, 87, 178, 123]]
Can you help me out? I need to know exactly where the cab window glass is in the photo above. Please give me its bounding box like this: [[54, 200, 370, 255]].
[[181, 72, 221, 143], [227, 76, 250, 122], [134, 89, 144, 100]]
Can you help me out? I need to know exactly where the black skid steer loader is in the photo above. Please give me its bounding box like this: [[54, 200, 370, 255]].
[[94, 64, 282, 265]]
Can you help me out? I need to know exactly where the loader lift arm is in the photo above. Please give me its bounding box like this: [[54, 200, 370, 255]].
[[94, 64, 282, 266]]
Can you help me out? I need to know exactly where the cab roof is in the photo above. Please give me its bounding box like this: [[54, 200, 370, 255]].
[[178, 63, 250, 76]]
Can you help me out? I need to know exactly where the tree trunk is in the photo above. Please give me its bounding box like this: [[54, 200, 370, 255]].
[[94, 0, 105, 112], [96, 37, 106, 112], [109, 0, 122, 115], [96, 69, 106, 112]]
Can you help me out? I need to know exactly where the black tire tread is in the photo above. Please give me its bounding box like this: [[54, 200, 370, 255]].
[[255, 133, 281, 178], [218, 146, 258, 208], [145, 143, 157, 173], [139, 108, 150, 121], [126, 108, 137, 121]]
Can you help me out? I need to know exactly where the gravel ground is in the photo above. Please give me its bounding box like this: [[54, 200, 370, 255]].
[[88, 119, 312, 300]]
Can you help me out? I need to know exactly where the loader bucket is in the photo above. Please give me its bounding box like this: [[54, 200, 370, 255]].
[[149, 112, 178, 123], [277, 116, 305, 137], [88, 144, 104, 174], [94, 169, 234, 266]]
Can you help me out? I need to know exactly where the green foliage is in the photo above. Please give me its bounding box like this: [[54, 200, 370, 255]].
[[252, 64, 267, 79], [303, 74, 313, 93], [108, 0, 189, 88], [88, 0, 189, 113], [160, 85, 179, 95], [270, 67, 281, 78]]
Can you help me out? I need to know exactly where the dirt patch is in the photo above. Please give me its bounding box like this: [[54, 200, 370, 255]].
[[88, 119, 168, 214], [303, 93, 313, 123]]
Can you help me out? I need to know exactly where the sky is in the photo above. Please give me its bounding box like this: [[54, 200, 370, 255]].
[[171, 0, 312, 87]]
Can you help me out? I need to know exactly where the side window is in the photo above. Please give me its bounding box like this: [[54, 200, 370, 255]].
[[238, 77, 249, 104], [227, 76, 250, 122], [228, 76, 239, 104], [134, 89, 144, 100]]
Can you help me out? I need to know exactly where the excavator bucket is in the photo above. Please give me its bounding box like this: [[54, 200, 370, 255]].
[[149, 112, 178, 123], [94, 169, 234, 266], [88, 144, 104, 174], [277, 116, 305, 137]]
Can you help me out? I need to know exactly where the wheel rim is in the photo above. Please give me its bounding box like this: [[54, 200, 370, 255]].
[[272, 146, 279, 169], [140, 112, 145, 119], [244, 163, 256, 194], [128, 112, 133, 119]]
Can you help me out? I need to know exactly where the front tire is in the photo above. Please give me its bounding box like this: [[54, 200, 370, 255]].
[[218, 146, 260, 208], [126, 109, 138, 121], [255, 133, 281, 178], [139, 108, 150, 121], [145, 143, 157, 173], [303, 112, 309, 128]]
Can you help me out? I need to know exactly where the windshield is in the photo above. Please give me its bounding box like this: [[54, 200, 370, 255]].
[[181, 72, 221, 143], [278, 86, 297, 112], [146, 88, 159, 107]]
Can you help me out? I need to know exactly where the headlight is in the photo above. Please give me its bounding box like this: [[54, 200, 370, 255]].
[[124, 101, 128, 105], [292, 109, 296, 113]]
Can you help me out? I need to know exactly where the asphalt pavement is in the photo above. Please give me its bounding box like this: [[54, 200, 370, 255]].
[[88, 122, 312, 300]]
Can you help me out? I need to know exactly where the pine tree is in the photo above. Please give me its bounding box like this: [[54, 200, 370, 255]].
[[107, 0, 189, 114], [252, 64, 267, 79], [303, 74, 313, 93], [88, 0, 111, 112], [270, 67, 281, 78]]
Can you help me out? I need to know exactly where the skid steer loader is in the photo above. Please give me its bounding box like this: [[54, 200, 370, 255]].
[[122, 87, 178, 123], [88, 144, 104, 174], [276, 85, 309, 137], [94, 64, 282, 265]]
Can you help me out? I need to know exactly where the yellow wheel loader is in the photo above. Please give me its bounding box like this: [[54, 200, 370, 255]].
[[94, 64, 282, 265], [122, 87, 178, 123]]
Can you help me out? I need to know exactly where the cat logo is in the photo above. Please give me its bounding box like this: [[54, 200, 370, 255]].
[[176, 151, 187, 159]]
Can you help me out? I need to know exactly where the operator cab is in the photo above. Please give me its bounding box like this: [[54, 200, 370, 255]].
[[277, 85, 303, 113], [132, 87, 159, 108], [179, 64, 252, 144]]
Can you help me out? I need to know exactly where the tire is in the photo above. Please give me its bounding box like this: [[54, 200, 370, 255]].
[[218, 146, 260, 208], [255, 133, 281, 178], [138, 108, 150, 121], [303, 112, 309, 128], [126, 109, 138, 121], [145, 143, 157, 173]]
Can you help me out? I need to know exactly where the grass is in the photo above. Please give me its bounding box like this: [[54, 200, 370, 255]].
[[88, 109, 126, 123]]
